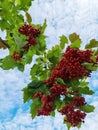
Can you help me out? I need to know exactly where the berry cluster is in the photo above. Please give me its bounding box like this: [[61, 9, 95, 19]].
[[50, 84, 67, 96], [37, 95, 54, 116], [33, 83, 68, 116], [45, 46, 93, 85], [73, 96, 86, 107], [31, 46, 97, 128], [59, 96, 86, 126], [11, 51, 21, 62], [33, 92, 43, 99], [18, 24, 40, 37], [65, 110, 86, 126], [18, 24, 41, 51]]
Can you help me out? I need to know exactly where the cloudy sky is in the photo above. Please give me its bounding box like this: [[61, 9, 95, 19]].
[[0, 0, 98, 130]]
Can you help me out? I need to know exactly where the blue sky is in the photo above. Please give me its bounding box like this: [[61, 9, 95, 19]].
[[0, 0, 98, 130]]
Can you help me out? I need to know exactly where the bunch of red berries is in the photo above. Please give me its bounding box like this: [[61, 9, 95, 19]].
[[37, 94, 54, 116], [65, 110, 86, 126], [32, 83, 68, 116], [41, 46, 97, 127], [59, 96, 86, 126], [18, 24, 41, 51], [31, 45, 97, 128], [45, 46, 93, 85]]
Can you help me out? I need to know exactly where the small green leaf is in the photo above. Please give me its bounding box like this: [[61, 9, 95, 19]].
[[70, 39, 81, 49], [50, 111, 55, 117], [17, 63, 24, 72], [83, 63, 98, 71], [69, 33, 82, 49], [85, 39, 98, 49], [94, 49, 98, 56], [41, 19, 47, 33], [69, 33, 80, 42], [28, 81, 43, 89], [90, 55, 96, 62], [65, 121, 71, 130], [80, 87, 94, 95], [25, 12, 32, 24], [30, 98, 42, 119], [77, 122, 82, 129], [22, 87, 33, 103], [56, 78, 66, 85], [27, 81, 49, 95], [37, 34, 46, 52], [13, 33, 26, 49], [79, 81, 89, 87], [46, 45, 62, 67], [80, 104, 95, 113], [60, 35, 68, 49], [1, 55, 15, 70]]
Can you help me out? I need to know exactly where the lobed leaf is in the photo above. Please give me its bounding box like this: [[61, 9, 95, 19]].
[[80, 104, 95, 113], [85, 39, 98, 49], [60, 35, 68, 49], [69, 33, 82, 49], [30, 98, 42, 119]]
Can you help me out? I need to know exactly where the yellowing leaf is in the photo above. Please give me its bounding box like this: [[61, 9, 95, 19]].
[[25, 12, 32, 24], [69, 33, 82, 49], [69, 33, 80, 43], [85, 39, 98, 49]]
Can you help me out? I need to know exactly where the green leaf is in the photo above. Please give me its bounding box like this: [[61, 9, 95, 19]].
[[64, 121, 71, 130], [69, 79, 80, 87], [1, 55, 16, 70], [90, 55, 96, 62], [22, 87, 33, 103], [69, 33, 82, 49], [13, 33, 27, 49], [94, 49, 98, 56], [56, 78, 66, 86], [46, 45, 62, 67], [69, 33, 80, 42], [41, 19, 47, 33], [70, 39, 81, 49], [25, 12, 32, 24], [60, 35, 68, 49], [27, 81, 49, 95], [37, 34, 46, 52], [85, 39, 98, 49], [22, 81, 48, 103], [83, 63, 98, 71], [50, 111, 55, 117], [30, 98, 42, 119], [77, 122, 82, 129], [28, 81, 43, 89], [80, 104, 95, 113], [17, 63, 24, 72], [79, 81, 89, 87], [80, 87, 94, 95], [30, 64, 43, 80]]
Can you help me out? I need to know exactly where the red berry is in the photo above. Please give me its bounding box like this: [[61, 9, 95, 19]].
[[11, 51, 21, 62]]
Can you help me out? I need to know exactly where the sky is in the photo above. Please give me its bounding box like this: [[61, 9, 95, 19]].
[[0, 0, 98, 130]]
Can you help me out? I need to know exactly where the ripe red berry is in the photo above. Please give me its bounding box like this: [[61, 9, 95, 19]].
[[11, 51, 21, 62]]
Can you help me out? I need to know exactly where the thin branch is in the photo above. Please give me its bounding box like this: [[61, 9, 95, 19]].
[[0, 37, 10, 48]]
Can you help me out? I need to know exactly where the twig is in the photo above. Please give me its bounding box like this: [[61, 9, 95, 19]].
[[0, 37, 10, 48]]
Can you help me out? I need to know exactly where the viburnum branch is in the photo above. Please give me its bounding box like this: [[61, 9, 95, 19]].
[[0, 37, 10, 48]]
